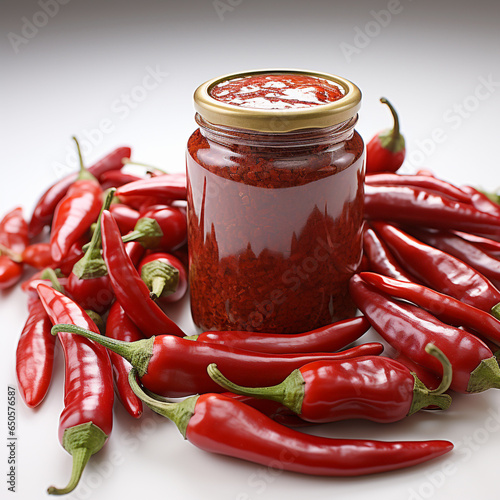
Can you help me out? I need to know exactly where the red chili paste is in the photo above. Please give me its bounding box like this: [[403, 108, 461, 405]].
[[210, 74, 344, 110], [187, 121, 364, 333]]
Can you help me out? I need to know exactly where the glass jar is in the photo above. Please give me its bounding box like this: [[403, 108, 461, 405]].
[[186, 69, 364, 333]]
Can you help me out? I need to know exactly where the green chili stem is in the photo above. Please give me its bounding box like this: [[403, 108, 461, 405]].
[[72, 189, 115, 279], [51, 324, 154, 377], [40, 268, 65, 294]]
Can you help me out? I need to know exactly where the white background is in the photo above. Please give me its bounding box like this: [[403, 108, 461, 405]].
[[2, 1, 500, 499]]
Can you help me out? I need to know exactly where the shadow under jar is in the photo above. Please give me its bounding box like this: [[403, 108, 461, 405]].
[[187, 69, 364, 333]]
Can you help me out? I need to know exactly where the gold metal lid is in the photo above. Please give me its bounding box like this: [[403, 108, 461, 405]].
[[193, 69, 361, 133]]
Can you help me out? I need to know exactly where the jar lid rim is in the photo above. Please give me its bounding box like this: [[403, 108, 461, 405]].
[[193, 69, 362, 133]]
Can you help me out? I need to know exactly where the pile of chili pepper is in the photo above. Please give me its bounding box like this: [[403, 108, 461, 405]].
[[7, 138, 190, 494], [6, 106, 500, 495]]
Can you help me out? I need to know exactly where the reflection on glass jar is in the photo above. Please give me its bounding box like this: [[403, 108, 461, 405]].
[[187, 70, 364, 333]]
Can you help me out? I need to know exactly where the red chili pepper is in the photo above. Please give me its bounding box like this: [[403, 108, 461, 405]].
[[359, 271, 500, 347], [349, 274, 500, 393], [393, 352, 441, 392], [0, 207, 29, 254], [207, 344, 452, 422], [105, 302, 143, 418], [409, 228, 500, 289], [363, 225, 416, 282], [452, 231, 500, 258], [120, 205, 187, 251], [365, 185, 500, 237], [65, 190, 116, 314], [115, 173, 187, 205], [109, 203, 140, 234], [365, 173, 471, 203], [37, 284, 113, 495], [29, 146, 131, 238], [372, 222, 500, 312], [98, 169, 143, 190], [222, 392, 310, 427], [125, 241, 145, 267], [128, 374, 453, 476], [185, 316, 370, 354], [366, 98, 405, 174], [101, 210, 185, 337], [49, 324, 384, 398], [138, 252, 187, 303], [50, 138, 103, 263], [461, 185, 500, 218], [0, 256, 23, 290], [16, 297, 55, 408], [58, 236, 87, 276], [21, 243, 53, 270]]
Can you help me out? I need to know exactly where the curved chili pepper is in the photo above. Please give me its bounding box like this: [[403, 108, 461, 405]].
[[50, 138, 103, 263], [139, 252, 187, 303], [115, 173, 187, 205], [372, 222, 500, 312], [109, 203, 140, 234], [49, 324, 384, 398], [365, 185, 500, 236], [365, 173, 471, 203], [0, 256, 23, 290], [0, 207, 29, 254], [65, 189, 116, 314], [16, 297, 55, 408], [21, 243, 53, 270], [105, 302, 143, 418], [29, 146, 131, 238], [101, 210, 185, 337], [409, 228, 500, 289], [98, 169, 143, 190], [184, 316, 370, 355], [349, 274, 500, 393], [363, 225, 416, 282], [460, 185, 500, 218], [128, 372, 453, 477], [452, 231, 500, 258], [366, 98, 405, 174], [37, 284, 113, 495], [207, 344, 452, 423], [359, 271, 500, 346]]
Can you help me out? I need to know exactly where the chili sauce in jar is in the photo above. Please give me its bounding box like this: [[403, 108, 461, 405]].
[[187, 69, 364, 333]]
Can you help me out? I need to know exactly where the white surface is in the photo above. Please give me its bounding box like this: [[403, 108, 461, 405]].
[[1, 1, 500, 499]]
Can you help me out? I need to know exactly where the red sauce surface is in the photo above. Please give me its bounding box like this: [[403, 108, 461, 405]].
[[210, 74, 344, 110], [186, 122, 364, 334]]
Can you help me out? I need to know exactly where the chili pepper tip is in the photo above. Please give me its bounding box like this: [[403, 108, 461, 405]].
[[47, 422, 107, 495]]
